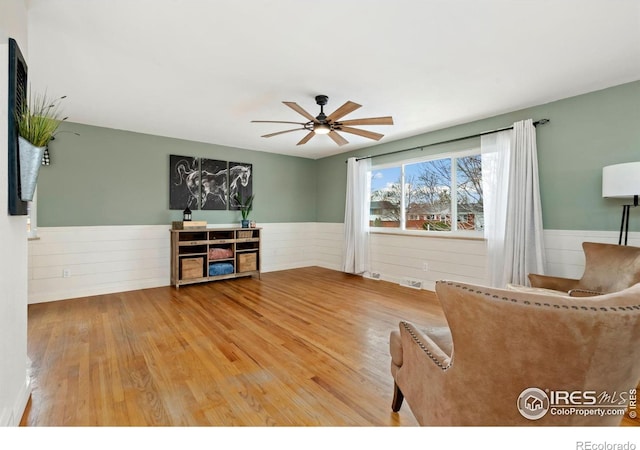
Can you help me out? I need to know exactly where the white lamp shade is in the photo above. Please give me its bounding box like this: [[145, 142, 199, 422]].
[[602, 162, 640, 198]]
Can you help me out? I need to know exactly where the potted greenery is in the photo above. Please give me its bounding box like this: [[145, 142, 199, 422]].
[[234, 192, 254, 228], [15, 90, 67, 201]]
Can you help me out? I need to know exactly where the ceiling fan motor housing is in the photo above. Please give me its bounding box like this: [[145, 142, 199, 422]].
[[315, 95, 328, 106], [315, 95, 329, 122]]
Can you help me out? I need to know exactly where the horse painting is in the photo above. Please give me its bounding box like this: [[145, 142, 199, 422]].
[[170, 156, 200, 209], [228, 163, 252, 209], [200, 159, 228, 210], [170, 156, 252, 212]]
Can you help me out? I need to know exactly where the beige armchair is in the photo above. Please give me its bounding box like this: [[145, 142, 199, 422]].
[[528, 242, 640, 296], [390, 280, 640, 425]]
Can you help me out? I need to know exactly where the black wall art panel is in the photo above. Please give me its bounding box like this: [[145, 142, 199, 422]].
[[228, 162, 253, 210], [200, 158, 228, 210], [169, 155, 200, 210]]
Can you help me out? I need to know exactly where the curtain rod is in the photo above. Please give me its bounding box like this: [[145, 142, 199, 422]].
[[348, 119, 550, 163]]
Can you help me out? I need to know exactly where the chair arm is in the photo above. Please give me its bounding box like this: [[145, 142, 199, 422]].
[[528, 273, 580, 292], [392, 321, 454, 424], [398, 321, 452, 371]]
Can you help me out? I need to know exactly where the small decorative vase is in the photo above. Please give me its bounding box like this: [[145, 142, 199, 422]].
[[241, 219, 250, 228], [18, 136, 45, 201]]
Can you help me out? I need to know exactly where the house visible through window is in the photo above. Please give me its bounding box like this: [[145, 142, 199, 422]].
[[369, 150, 483, 233]]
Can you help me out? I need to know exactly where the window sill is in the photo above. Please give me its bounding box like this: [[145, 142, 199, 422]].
[[369, 228, 485, 241]]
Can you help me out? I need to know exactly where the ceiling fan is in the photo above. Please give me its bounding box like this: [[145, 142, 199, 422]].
[[251, 95, 394, 146]]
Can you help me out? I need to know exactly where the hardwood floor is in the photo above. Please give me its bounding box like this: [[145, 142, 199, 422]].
[[21, 266, 639, 427], [21, 267, 443, 426]]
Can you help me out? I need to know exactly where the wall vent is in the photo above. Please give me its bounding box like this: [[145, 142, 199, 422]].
[[400, 278, 423, 289]]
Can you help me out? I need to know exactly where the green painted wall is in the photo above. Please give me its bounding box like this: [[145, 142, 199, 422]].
[[316, 80, 640, 232], [38, 80, 640, 230], [38, 123, 317, 226]]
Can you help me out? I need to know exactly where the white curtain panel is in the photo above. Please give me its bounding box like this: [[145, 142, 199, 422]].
[[503, 119, 546, 285], [481, 119, 546, 287], [481, 129, 512, 287], [342, 157, 371, 274]]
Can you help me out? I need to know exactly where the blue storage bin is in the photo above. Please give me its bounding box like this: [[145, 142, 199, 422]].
[[209, 262, 234, 276]]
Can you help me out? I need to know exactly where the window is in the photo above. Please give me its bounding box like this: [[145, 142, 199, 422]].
[[369, 150, 483, 234]]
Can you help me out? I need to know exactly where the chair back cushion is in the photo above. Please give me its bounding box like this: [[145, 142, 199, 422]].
[[578, 242, 640, 293], [430, 280, 640, 425]]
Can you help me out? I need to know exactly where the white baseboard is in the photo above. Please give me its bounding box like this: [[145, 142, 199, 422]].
[[0, 374, 31, 426], [28, 277, 170, 304]]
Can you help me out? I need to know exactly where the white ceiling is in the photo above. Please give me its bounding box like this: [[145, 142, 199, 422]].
[[25, 0, 640, 159]]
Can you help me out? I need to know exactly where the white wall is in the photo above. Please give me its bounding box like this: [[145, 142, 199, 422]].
[[0, 0, 31, 427]]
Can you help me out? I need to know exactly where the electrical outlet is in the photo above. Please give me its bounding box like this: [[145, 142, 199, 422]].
[[370, 272, 381, 280], [63, 268, 71, 278], [422, 262, 429, 271]]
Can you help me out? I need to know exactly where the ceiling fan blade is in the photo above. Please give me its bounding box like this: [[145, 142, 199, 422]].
[[296, 131, 315, 145], [327, 101, 361, 122], [283, 102, 317, 122], [338, 116, 394, 126], [328, 130, 349, 146], [338, 126, 384, 141], [252, 120, 307, 125], [261, 128, 305, 138]]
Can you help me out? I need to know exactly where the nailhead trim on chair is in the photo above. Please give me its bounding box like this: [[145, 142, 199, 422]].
[[438, 281, 640, 311], [400, 321, 452, 372]]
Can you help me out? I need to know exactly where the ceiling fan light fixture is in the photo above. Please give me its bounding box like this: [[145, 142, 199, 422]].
[[314, 123, 331, 135]]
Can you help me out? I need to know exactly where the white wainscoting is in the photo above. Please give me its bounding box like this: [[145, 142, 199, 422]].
[[27, 224, 639, 304], [29, 222, 325, 304], [260, 222, 317, 272], [28, 225, 171, 304], [313, 222, 344, 271], [368, 233, 488, 291], [365, 229, 638, 291]]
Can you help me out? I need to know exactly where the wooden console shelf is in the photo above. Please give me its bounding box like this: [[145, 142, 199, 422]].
[[170, 227, 261, 288]]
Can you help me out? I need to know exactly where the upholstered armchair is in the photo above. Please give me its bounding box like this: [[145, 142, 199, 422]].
[[389, 280, 640, 425], [528, 242, 640, 296]]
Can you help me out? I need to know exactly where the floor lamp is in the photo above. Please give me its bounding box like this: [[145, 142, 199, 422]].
[[602, 162, 640, 246]]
